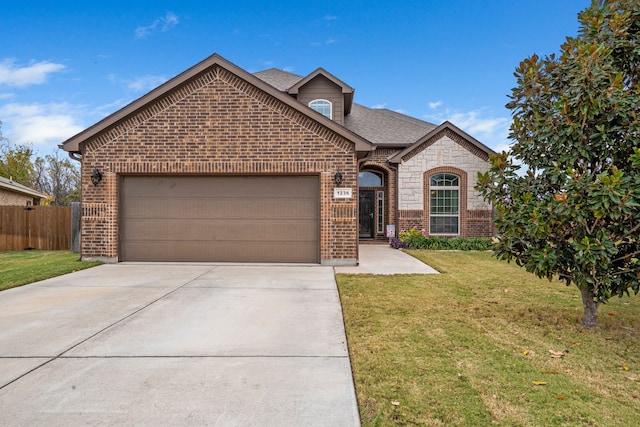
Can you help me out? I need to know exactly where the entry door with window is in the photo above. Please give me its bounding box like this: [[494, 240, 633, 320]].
[[359, 190, 375, 238]]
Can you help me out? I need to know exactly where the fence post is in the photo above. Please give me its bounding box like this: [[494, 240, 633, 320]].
[[71, 202, 81, 253]]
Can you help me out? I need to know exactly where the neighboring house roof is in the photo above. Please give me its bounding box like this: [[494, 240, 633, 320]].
[[389, 121, 496, 163], [0, 176, 47, 200], [60, 54, 374, 156]]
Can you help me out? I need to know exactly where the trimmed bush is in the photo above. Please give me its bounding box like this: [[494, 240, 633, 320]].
[[394, 228, 492, 250]]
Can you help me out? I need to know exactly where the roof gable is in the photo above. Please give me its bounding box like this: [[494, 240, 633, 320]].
[[287, 68, 354, 114], [389, 121, 496, 163], [60, 54, 373, 155], [287, 68, 354, 95]]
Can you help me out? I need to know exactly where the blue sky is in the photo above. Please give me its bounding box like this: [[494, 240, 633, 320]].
[[0, 0, 591, 156]]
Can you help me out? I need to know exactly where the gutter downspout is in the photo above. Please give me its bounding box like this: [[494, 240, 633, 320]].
[[69, 151, 82, 161]]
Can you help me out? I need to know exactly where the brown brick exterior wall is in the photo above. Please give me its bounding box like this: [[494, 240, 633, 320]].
[[397, 166, 493, 237], [80, 65, 358, 263]]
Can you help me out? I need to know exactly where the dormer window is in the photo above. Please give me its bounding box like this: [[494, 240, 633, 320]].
[[309, 99, 332, 119]]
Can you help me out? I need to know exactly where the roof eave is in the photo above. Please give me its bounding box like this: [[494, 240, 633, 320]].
[[0, 182, 47, 199]]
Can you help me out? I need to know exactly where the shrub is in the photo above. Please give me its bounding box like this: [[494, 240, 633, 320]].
[[394, 227, 492, 250]]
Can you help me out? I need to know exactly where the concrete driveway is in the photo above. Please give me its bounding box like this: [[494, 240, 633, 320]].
[[0, 264, 360, 426]]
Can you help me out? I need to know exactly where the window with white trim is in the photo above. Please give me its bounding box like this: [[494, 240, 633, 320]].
[[430, 173, 459, 235], [309, 99, 332, 119]]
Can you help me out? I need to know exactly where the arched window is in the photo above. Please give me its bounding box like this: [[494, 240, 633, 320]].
[[309, 99, 332, 119], [429, 173, 459, 235], [358, 171, 383, 187]]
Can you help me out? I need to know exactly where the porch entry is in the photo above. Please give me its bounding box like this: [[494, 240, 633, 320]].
[[359, 190, 375, 238], [358, 170, 385, 239]]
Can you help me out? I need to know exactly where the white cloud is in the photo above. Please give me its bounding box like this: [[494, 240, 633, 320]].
[[127, 75, 168, 92], [370, 103, 386, 109], [0, 59, 65, 88], [108, 74, 168, 93], [426, 107, 512, 152], [95, 98, 129, 117], [135, 12, 180, 39], [428, 100, 442, 109], [0, 102, 84, 147], [310, 38, 338, 46]]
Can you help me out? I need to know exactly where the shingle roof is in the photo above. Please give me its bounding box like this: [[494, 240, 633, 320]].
[[253, 68, 438, 147], [253, 69, 304, 91], [344, 104, 437, 147], [0, 176, 48, 199]]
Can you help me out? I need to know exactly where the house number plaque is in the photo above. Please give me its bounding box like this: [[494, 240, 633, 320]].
[[333, 188, 353, 199]]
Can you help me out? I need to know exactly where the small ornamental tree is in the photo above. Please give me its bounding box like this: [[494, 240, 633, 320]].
[[477, 0, 640, 328]]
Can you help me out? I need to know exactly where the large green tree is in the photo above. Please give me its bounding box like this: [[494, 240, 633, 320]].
[[0, 121, 80, 205], [477, 0, 640, 328], [33, 151, 81, 205]]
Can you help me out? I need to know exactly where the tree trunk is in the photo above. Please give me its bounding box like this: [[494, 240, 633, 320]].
[[580, 287, 600, 328]]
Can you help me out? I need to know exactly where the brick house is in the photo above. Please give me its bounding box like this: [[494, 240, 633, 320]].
[[60, 54, 494, 265]]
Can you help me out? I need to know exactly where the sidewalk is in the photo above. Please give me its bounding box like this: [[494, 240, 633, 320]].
[[335, 244, 439, 275]]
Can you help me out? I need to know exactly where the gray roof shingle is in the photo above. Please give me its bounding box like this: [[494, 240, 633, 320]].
[[344, 104, 437, 147], [253, 68, 437, 147], [253, 69, 304, 91]]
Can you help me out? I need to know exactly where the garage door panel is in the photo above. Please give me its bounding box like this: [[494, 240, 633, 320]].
[[124, 197, 318, 220], [124, 219, 319, 241], [123, 241, 318, 263], [121, 176, 319, 263], [124, 176, 316, 198]]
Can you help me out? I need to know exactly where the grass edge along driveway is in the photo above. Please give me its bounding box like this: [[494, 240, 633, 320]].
[[0, 250, 102, 291], [336, 250, 640, 427]]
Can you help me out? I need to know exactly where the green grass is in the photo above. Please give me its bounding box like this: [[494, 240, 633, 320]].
[[337, 250, 640, 426], [0, 250, 102, 291]]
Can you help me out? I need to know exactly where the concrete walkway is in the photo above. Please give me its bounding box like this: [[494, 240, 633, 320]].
[[335, 244, 439, 275], [0, 264, 360, 426]]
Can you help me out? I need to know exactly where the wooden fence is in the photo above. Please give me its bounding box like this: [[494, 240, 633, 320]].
[[0, 205, 80, 251]]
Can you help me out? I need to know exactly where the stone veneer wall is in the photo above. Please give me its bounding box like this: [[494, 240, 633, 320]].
[[397, 131, 493, 237], [80, 65, 359, 264]]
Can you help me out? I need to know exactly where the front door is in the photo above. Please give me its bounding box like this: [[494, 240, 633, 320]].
[[359, 190, 375, 238]]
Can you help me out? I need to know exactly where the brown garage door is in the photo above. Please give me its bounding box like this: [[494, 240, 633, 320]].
[[120, 175, 319, 263]]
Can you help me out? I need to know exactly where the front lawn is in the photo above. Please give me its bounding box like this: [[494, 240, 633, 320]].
[[337, 250, 640, 426], [0, 251, 102, 291]]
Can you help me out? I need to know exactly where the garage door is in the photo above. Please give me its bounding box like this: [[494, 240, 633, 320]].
[[120, 175, 319, 263]]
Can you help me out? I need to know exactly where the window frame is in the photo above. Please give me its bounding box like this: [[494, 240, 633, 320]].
[[377, 190, 384, 234], [429, 173, 460, 235], [309, 99, 332, 119], [358, 171, 383, 187]]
